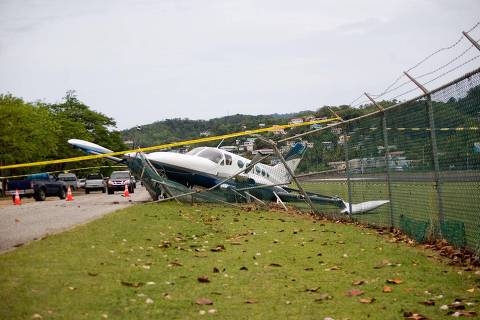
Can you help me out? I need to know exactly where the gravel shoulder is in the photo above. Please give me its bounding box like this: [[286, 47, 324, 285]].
[[0, 186, 151, 253]]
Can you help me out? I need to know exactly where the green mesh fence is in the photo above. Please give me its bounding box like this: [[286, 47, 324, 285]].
[[297, 69, 480, 254]]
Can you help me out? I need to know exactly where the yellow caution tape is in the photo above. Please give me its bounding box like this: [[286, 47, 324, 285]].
[[0, 117, 340, 170]]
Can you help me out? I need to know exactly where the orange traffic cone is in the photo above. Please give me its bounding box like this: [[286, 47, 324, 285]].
[[14, 189, 21, 205], [123, 184, 130, 197], [66, 186, 74, 201]]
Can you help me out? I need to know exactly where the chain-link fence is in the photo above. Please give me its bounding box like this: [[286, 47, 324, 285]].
[[298, 69, 480, 253]]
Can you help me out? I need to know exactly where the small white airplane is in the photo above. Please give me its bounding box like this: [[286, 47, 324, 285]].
[[68, 139, 389, 214]]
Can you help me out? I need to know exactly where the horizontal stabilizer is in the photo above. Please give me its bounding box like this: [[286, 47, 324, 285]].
[[341, 200, 390, 214]]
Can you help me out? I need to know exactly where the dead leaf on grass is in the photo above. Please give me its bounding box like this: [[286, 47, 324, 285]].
[[352, 280, 365, 286], [121, 280, 144, 288], [196, 298, 213, 305], [210, 245, 225, 252], [305, 287, 320, 292], [213, 267, 220, 273], [346, 289, 364, 297], [314, 293, 333, 301], [421, 299, 435, 306], [269, 263, 282, 267], [197, 276, 210, 283], [403, 312, 429, 319], [239, 266, 248, 271], [386, 278, 402, 284], [383, 286, 392, 293], [244, 299, 258, 304], [449, 311, 477, 317], [87, 272, 98, 277], [359, 297, 375, 304]]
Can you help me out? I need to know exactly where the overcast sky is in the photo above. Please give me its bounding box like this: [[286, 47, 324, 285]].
[[1, 0, 479, 129]]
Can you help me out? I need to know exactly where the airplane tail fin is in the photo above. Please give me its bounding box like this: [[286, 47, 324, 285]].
[[68, 139, 125, 163], [272, 142, 307, 184]]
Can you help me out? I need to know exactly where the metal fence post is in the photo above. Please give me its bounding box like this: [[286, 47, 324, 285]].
[[404, 72, 445, 225], [365, 93, 395, 228], [342, 124, 353, 215]]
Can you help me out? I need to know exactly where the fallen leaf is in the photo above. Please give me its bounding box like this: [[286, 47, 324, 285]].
[[196, 298, 213, 305], [245, 299, 258, 304], [213, 267, 220, 273], [210, 245, 225, 252], [466, 288, 475, 293], [386, 278, 402, 284], [121, 280, 144, 288], [421, 300, 435, 306], [87, 272, 98, 277], [169, 261, 183, 267], [346, 289, 364, 297], [383, 286, 392, 293], [314, 293, 333, 301], [359, 297, 375, 304], [304, 267, 314, 271], [450, 311, 477, 317], [352, 280, 365, 286], [306, 287, 320, 292], [403, 312, 429, 319], [239, 266, 248, 271], [269, 263, 282, 267], [197, 276, 210, 283], [145, 298, 154, 304]]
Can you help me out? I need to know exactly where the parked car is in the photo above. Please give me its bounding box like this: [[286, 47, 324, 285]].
[[84, 173, 106, 194], [78, 178, 86, 189], [107, 171, 135, 194], [57, 173, 79, 190], [5, 173, 67, 201]]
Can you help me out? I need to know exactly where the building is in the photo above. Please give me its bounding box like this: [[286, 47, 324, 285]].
[[252, 148, 274, 155], [289, 118, 304, 125], [200, 131, 211, 137]]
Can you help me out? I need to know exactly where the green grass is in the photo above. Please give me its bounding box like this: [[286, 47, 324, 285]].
[[302, 181, 480, 250], [0, 202, 479, 319]]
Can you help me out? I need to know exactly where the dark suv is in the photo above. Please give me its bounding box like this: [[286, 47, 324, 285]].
[[107, 171, 135, 194]]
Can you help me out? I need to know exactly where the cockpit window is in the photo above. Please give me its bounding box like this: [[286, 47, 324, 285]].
[[187, 147, 206, 156], [197, 148, 224, 163], [225, 154, 232, 165], [237, 160, 244, 168]]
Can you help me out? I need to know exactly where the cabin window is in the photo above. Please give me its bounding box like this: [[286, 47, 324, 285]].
[[197, 149, 223, 164], [219, 159, 225, 166], [225, 154, 232, 165], [237, 160, 244, 168], [255, 166, 261, 174], [261, 169, 266, 176], [187, 147, 206, 156]]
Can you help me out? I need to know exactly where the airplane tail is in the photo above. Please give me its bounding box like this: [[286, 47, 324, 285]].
[[272, 142, 307, 184]]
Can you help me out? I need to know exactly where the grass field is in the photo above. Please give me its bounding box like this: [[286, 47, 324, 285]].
[[0, 202, 479, 319], [301, 181, 480, 251]]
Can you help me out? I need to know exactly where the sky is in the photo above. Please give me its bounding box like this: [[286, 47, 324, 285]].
[[1, 0, 479, 129]]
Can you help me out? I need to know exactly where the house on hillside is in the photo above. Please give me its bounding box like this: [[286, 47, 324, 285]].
[[289, 118, 304, 125]]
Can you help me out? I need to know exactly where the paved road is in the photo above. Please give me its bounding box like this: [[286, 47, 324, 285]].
[[0, 186, 151, 253]]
